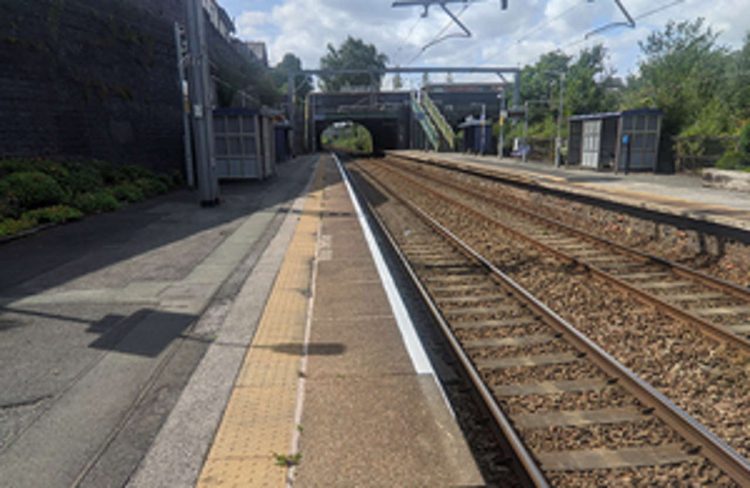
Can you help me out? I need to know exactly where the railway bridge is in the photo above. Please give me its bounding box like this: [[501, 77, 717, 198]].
[[288, 67, 522, 153]]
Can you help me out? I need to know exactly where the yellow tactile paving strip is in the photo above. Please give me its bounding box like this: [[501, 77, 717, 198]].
[[197, 158, 325, 488]]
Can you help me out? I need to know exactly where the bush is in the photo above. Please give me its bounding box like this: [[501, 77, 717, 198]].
[[135, 177, 168, 197], [111, 183, 145, 203], [716, 150, 749, 170], [23, 205, 83, 224], [0, 215, 38, 237], [73, 191, 121, 214], [59, 161, 105, 196], [0, 171, 67, 211], [0, 158, 69, 181], [738, 123, 750, 156]]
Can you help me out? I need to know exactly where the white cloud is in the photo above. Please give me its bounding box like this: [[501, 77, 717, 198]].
[[235, 10, 270, 39], [233, 0, 750, 76]]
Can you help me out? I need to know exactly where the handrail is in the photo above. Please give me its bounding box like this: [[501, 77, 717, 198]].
[[411, 92, 440, 150], [421, 90, 455, 149]]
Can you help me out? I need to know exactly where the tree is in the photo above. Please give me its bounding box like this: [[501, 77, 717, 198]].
[[319, 37, 388, 92], [272, 53, 313, 100], [624, 18, 730, 137], [393, 71, 404, 90], [565, 45, 618, 115]]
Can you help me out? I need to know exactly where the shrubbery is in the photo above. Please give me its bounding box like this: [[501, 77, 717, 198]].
[[112, 183, 145, 203], [0, 171, 67, 215], [0, 157, 180, 238], [717, 124, 750, 171], [72, 191, 121, 214]]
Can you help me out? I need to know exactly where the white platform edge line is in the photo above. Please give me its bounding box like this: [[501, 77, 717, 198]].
[[333, 153, 433, 374]]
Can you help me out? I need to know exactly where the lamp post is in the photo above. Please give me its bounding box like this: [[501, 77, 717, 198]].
[[554, 73, 566, 168], [497, 91, 505, 159]]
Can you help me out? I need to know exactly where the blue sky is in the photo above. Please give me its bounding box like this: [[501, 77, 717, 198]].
[[221, 0, 750, 85]]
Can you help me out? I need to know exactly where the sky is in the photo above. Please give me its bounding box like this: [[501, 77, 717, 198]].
[[221, 0, 750, 87]]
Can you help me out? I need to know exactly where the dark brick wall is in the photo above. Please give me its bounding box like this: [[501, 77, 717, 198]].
[[0, 0, 256, 173]]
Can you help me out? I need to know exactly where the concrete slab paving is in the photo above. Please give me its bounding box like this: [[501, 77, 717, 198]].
[[295, 156, 484, 486], [0, 155, 319, 488], [296, 375, 484, 486]]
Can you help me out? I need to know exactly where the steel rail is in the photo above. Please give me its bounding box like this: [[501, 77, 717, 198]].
[[343, 158, 549, 487], [355, 160, 750, 486], [376, 159, 750, 352], [388, 154, 750, 304], [392, 152, 750, 245]]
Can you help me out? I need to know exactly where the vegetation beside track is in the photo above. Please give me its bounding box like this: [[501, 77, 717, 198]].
[[0, 158, 182, 238]]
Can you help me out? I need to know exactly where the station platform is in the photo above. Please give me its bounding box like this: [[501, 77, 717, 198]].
[[390, 150, 750, 235], [129, 154, 484, 487]]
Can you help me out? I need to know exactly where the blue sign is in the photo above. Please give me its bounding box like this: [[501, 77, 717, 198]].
[[622, 134, 630, 145]]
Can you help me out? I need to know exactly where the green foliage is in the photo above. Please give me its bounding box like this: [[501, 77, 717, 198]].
[[321, 123, 373, 154], [516, 45, 617, 138], [680, 99, 734, 138], [272, 53, 312, 100], [319, 37, 388, 92], [716, 150, 750, 170], [72, 190, 121, 214], [0, 171, 66, 212], [111, 183, 144, 203], [717, 123, 750, 170], [738, 123, 750, 155], [58, 161, 105, 196], [23, 205, 83, 224], [135, 177, 168, 197], [0, 215, 38, 238], [623, 19, 729, 139]]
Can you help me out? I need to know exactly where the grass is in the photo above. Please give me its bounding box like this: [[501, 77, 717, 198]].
[[0, 156, 182, 238]]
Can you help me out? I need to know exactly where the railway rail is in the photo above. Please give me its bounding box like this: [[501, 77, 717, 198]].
[[384, 155, 750, 345], [344, 156, 750, 486]]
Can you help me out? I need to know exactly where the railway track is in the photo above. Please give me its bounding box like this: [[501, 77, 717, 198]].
[[362, 157, 750, 462], [344, 157, 750, 486], [384, 155, 750, 345]]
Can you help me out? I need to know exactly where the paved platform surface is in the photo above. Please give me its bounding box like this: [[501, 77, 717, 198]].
[[391, 150, 750, 233], [0, 155, 317, 488], [195, 155, 484, 486]]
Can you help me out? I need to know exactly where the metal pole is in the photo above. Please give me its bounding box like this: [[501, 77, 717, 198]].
[[480, 103, 486, 155], [513, 71, 521, 108], [185, 0, 219, 205], [174, 23, 195, 188], [523, 101, 528, 163], [497, 91, 505, 159], [555, 73, 565, 168], [288, 72, 296, 154]]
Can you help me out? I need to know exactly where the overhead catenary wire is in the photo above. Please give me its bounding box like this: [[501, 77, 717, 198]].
[[392, 14, 425, 66], [561, 0, 686, 52], [406, 3, 472, 66], [515, 0, 590, 44]]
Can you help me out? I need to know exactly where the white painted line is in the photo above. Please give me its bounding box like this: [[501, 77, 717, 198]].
[[288, 197, 322, 487], [333, 154, 433, 375]]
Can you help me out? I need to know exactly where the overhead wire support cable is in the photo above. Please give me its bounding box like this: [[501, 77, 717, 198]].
[[514, 0, 589, 44], [405, 3, 472, 66], [563, 0, 684, 51], [585, 0, 635, 38]]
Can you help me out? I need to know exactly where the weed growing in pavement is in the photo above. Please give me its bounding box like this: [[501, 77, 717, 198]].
[[273, 452, 302, 467]]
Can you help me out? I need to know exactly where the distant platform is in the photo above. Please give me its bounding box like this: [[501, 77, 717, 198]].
[[389, 151, 750, 238]]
